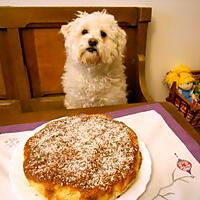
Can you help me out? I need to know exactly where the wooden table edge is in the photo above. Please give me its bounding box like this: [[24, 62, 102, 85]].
[[0, 102, 199, 144]]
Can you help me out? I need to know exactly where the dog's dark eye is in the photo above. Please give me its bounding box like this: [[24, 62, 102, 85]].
[[100, 30, 107, 38], [82, 29, 88, 35]]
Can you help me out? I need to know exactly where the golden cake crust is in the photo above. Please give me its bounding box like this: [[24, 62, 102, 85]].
[[23, 114, 142, 200]]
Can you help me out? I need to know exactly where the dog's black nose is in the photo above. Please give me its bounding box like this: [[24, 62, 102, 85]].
[[88, 38, 98, 47]]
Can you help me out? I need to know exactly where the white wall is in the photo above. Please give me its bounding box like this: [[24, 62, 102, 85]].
[[1, 0, 200, 101]]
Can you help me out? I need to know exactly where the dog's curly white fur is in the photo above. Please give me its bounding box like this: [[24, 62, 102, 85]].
[[61, 11, 127, 109]]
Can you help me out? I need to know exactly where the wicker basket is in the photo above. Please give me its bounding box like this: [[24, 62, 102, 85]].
[[166, 70, 200, 127]]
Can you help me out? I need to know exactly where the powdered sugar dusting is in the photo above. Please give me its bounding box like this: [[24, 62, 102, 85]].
[[24, 115, 138, 190]]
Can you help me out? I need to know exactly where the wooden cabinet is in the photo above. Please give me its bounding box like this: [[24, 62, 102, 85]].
[[0, 7, 152, 114]]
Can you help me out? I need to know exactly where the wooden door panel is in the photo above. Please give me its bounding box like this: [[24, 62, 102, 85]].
[[21, 27, 65, 97], [0, 63, 6, 98], [123, 27, 137, 96]]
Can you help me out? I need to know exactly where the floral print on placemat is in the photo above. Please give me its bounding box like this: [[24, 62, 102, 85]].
[[4, 137, 20, 148], [152, 153, 195, 200]]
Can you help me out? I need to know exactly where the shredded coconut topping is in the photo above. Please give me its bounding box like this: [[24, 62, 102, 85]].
[[24, 115, 138, 190]]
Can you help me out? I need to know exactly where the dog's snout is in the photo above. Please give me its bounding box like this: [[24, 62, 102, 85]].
[[88, 38, 98, 47]]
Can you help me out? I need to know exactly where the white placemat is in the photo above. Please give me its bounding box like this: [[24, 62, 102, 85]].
[[0, 110, 200, 200]]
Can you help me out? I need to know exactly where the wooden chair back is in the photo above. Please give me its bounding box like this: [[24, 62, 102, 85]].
[[0, 7, 152, 113]]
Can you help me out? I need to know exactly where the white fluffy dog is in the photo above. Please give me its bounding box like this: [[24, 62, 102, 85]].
[[61, 11, 127, 109]]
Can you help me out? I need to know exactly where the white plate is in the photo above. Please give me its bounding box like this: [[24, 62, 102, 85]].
[[9, 122, 152, 200]]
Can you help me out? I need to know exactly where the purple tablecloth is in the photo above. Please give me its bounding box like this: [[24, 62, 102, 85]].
[[0, 103, 199, 162]]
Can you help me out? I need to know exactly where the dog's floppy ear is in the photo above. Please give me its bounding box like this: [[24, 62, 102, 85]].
[[116, 27, 127, 58], [60, 11, 88, 37], [60, 23, 71, 38]]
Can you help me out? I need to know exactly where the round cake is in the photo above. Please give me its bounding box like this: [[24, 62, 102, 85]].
[[23, 114, 142, 200]]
